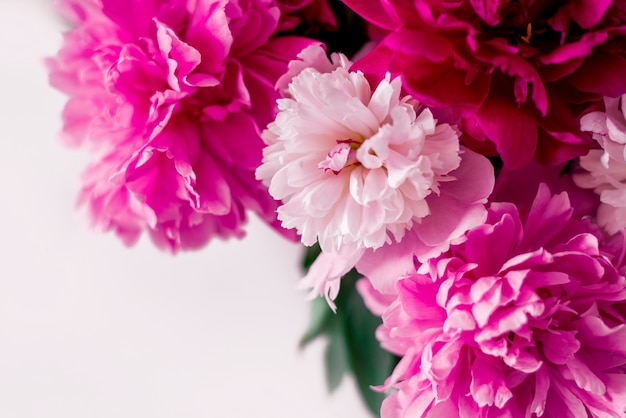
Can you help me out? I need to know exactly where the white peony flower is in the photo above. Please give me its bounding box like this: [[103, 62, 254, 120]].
[[575, 94, 626, 235], [256, 45, 463, 253]]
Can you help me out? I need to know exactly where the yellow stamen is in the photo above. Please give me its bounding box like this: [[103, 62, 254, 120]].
[[521, 23, 532, 44]]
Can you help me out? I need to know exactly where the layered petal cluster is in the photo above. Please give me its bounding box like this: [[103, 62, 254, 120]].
[[48, 0, 316, 251], [575, 95, 626, 235], [257, 44, 493, 254], [345, 0, 626, 168], [371, 185, 626, 417]]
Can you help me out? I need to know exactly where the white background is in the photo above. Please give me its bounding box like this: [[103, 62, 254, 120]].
[[0, 1, 370, 416]]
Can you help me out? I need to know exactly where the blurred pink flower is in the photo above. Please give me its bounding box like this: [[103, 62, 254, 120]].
[[345, 0, 626, 168], [371, 184, 626, 417], [575, 95, 626, 235], [48, 0, 314, 251]]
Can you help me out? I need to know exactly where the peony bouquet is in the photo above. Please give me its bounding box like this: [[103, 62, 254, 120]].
[[48, 0, 626, 416]]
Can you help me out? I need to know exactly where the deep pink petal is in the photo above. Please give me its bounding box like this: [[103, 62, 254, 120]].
[[476, 94, 538, 169]]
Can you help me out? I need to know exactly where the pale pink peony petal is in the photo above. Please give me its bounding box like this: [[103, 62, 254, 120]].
[[299, 246, 364, 311], [575, 94, 626, 236]]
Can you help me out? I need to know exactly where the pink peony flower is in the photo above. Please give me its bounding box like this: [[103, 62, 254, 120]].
[[575, 95, 626, 235], [258, 44, 494, 305], [370, 184, 626, 417], [344, 0, 626, 168], [257, 44, 493, 253], [48, 0, 315, 251]]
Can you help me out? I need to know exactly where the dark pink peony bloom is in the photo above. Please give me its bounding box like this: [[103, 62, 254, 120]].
[[344, 0, 626, 168], [275, 0, 336, 33], [368, 184, 626, 417], [48, 0, 315, 251]]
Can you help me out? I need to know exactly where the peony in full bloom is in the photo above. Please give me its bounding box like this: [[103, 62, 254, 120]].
[[259, 44, 493, 306], [368, 184, 626, 417], [344, 0, 626, 168], [48, 0, 316, 251], [575, 94, 626, 236], [257, 44, 493, 254]]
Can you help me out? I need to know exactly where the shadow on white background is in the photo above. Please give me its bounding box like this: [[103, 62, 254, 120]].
[[0, 1, 371, 416]]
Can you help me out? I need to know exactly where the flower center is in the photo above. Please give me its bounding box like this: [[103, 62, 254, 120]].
[[318, 139, 363, 174]]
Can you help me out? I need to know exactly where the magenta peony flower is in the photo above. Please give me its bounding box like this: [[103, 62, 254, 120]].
[[371, 184, 626, 417], [275, 0, 336, 33], [575, 94, 626, 236], [344, 0, 626, 168], [48, 0, 315, 251]]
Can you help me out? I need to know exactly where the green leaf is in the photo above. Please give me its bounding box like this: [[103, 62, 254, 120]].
[[299, 296, 334, 348], [332, 271, 397, 415], [301, 243, 322, 271], [324, 320, 349, 392], [299, 245, 399, 416]]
